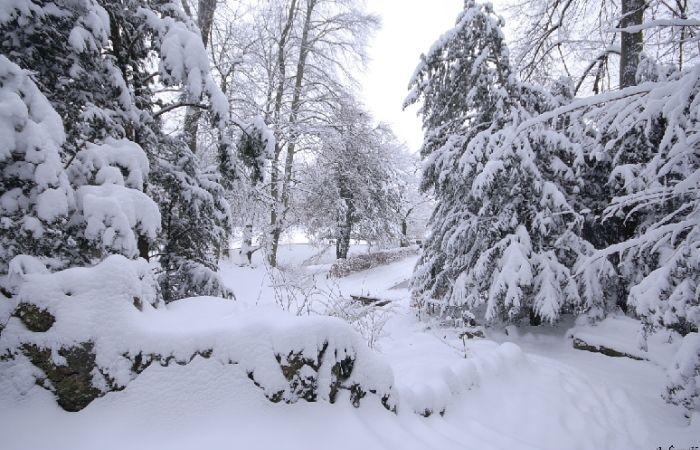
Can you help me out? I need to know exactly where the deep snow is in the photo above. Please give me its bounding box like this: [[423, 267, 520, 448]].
[[1, 244, 698, 450]]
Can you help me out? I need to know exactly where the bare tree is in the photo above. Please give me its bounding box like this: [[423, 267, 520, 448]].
[[505, 0, 700, 90]]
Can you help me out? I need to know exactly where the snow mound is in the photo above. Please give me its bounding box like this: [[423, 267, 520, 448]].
[[0, 255, 396, 412], [400, 341, 526, 416]]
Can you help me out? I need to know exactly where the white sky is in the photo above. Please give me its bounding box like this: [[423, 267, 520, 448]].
[[359, 0, 508, 152]]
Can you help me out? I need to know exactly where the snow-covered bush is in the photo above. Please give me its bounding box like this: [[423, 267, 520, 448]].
[[329, 246, 420, 278], [323, 295, 393, 350], [0, 256, 396, 412]]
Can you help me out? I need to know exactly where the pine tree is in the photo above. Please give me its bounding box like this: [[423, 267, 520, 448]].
[[405, 0, 515, 309], [1, 0, 238, 300], [408, 1, 613, 324], [0, 56, 74, 273]]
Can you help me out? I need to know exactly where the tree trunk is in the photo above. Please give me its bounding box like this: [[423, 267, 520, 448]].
[[619, 0, 645, 88], [678, 0, 688, 70], [336, 181, 354, 259], [266, 0, 298, 267], [400, 217, 408, 247], [183, 0, 217, 152], [269, 0, 316, 266], [239, 223, 254, 264], [336, 207, 353, 260]]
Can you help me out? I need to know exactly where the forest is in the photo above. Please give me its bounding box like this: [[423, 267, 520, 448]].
[[0, 0, 698, 449]]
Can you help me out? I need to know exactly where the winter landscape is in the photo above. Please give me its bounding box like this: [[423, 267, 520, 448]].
[[0, 0, 698, 449]]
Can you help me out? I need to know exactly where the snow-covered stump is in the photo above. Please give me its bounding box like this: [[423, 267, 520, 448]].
[[0, 256, 396, 412]]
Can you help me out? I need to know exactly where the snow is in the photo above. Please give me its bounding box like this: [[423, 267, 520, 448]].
[[140, 6, 229, 122], [75, 184, 161, 257], [568, 314, 682, 366], [1, 254, 395, 406], [77, 138, 150, 189], [666, 333, 700, 411], [2, 244, 699, 449]]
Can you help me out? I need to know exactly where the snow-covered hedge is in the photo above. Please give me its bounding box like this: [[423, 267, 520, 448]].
[[329, 246, 419, 278], [0, 256, 396, 412]]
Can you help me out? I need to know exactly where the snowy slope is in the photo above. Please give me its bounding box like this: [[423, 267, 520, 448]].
[[1, 244, 698, 450]]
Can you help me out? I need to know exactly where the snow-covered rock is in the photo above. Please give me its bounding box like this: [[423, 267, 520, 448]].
[[567, 315, 681, 366], [0, 255, 396, 412]]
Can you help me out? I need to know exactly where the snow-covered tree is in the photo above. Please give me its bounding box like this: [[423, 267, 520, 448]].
[[394, 149, 432, 247], [300, 101, 402, 258], [581, 65, 699, 409], [505, 0, 700, 92], [90, 0, 237, 300], [0, 0, 239, 300], [0, 56, 75, 273], [406, 0, 515, 316], [408, 1, 616, 324], [0, 0, 129, 160]]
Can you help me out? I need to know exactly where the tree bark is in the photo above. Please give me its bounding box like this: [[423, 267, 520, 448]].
[[267, 0, 298, 267], [184, 0, 218, 152], [400, 218, 408, 247], [336, 185, 354, 259], [269, 0, 316, 266], [619, 0, 645, 88]]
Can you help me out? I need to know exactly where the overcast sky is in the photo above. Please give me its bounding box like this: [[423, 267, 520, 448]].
[[359, 0, 508, 152]]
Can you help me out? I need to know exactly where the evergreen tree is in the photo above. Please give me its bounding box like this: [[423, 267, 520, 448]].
[[407, 1, 614, 324], [405, 0, 515, 309], [1, 0, 238, 300], [0, 0, 129, 160], [0, 55, 75, 273], [100, 0, 235, 300]]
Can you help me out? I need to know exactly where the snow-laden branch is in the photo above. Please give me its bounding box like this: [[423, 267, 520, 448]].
[[610, 18, 700, 33]]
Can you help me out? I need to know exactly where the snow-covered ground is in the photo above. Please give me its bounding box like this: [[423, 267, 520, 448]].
[[1, 244, 698, 450]]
